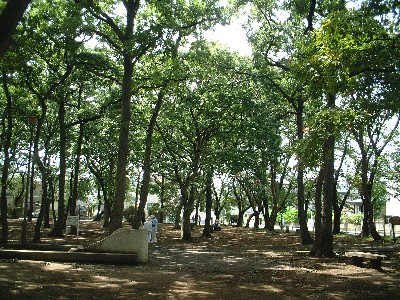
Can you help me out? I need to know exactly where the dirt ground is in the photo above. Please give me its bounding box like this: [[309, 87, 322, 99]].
[[0, 220, 399, 299]]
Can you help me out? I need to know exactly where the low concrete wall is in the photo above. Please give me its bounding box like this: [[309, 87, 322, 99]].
[[86, 228, 148, 263], [0, 249, 138, 265]]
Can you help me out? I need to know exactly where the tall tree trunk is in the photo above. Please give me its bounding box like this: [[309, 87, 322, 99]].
[[232, 182, 246, 227], [310, 168, 324, 256], [48, 174, 56, 225], [32, 130, 49, 242], [133, 90, 164, 229], [43, 157, 51, 228], [360, 155, 381, 240], [28, 159, 35, 221], [104, 157, 115, 228], [332, 138, 349, 234], [108, 0, 140, 233], [159, 174, 165, 223], [319, 93, 336, 257], [203, 168, 213, 238], [21, 124, 34, 243], [254, 211, 260, 229], [180, 186, 190, 240], [332, 201, 342, 235], [320, 140, 335, 257], [12, 174, 25, 218], [0, 70, 13, 243], [110, 52, 133, 234], [51, 99, 67, 237], [296, 98, 313, 244], [174, 201, 183, 229], [181, 186, 196, 240], [69, 121, 84, 234]]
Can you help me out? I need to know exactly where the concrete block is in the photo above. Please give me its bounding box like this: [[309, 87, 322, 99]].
[[86, 228, 148, 263]]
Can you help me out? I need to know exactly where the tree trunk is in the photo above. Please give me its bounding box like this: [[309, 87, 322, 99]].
[[70, 122, 84, 216], [332, 138, 349, 234], [310, 168, 324, 256], [0, 70, 13, 243], [110, 53, 133, 233], [103, 193, 111, 228], [12, 174, 25, 218], [182, 186, 196, 241], [51, 99, 67, 237], [181, 187, 191, 240], [32, 133, 49, 243], [245, 211, 258, 228], [28, 161, 34, 221], [21, 130, 33, 243], [0, 0, 31, 56], [254, 211, 260, 229], [332, 202, 342, 235], [296, 98, 313, 245], [203, 168, 213, 238], [43, 158, 51, 228], [48, 174, 56, 225], [133, 90, 164, 229], [174, 201, 183, 229], [159, 175, 166, 223], [319, 94, 336, 258], [358, 133, 382, 240], [320, 143, 335, 257]]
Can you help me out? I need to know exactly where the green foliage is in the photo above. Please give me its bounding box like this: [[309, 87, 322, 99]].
[[372, 176, 390, 217], [148, 203, 160, 218], [341, 213, 363, 225], [281, 208, 299, 224]]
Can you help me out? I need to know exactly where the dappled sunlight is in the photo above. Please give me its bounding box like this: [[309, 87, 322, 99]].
[[1, 222, 399, 298], [168, 276, 216, 299], [238, 284, 285, 294]]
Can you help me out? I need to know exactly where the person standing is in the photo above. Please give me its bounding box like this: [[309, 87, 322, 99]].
[[150, 215, 158, 243], [143, 217, 152, 243]]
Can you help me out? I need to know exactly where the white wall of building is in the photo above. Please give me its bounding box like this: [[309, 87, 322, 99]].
[[386, 198, 400, 217]]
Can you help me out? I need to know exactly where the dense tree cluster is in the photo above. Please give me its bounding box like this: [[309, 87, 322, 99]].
[[1, 0, 399, 257]]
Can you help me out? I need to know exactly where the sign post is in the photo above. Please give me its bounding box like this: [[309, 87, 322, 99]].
[[66, 216, 80, 242]]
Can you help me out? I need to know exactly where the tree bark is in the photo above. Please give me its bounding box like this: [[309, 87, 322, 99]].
[[0, 0, 31, 56], [319, 93, 336, 257], [203, 168, 213, 238], [51, 99, 67, 237], [33, 125, 49, 242], [133, 90, 164, 229], [296, 98, 313, 244], [109, 0, 139, 233], [310, 168, 324, 256], [0, 70, 13, 243], [110, 52, 134, 233], [359, 145, 382, 240]]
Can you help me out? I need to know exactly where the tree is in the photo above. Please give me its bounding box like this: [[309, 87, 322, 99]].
[[76, 0, 228, 234], [245, 0, 315, 244], [0, 71, 13, 242]]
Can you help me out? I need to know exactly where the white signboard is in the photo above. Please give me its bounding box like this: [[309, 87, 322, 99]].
[[66, 216, 79, 226], [66, 216, 79, 242]]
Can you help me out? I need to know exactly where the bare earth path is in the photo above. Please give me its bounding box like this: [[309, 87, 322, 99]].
[[0, 221, 399, 299]]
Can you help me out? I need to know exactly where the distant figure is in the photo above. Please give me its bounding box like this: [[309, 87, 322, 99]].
[[143, 217, 152, 243], [150, 215, 158, 243], [213, 219, 221, 231], [198, 216, 201, 225]]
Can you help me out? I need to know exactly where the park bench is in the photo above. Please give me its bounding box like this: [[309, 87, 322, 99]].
[[344, 251, 386, 270]]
